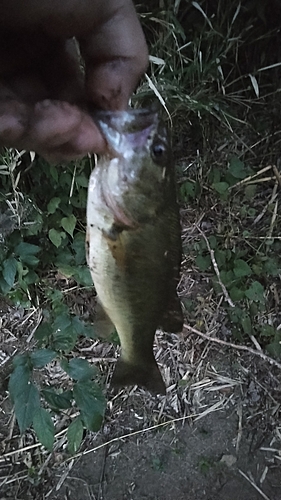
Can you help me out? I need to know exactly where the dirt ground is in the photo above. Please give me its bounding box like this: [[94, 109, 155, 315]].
[[1, 299, 281, 500]]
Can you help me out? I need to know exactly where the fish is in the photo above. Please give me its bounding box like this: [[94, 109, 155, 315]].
[[86, 109, 183, 395]]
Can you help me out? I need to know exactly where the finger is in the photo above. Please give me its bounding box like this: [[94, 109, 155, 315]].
[[0, 98, 106, 160], [2, 36, 84, 105], [79, 1, 148, 110], [29, 100, 106, 158]]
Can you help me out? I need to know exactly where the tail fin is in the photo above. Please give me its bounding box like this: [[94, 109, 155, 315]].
[[111, 358, 166, 395]]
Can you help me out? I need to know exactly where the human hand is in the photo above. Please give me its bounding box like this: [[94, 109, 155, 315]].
[[0, 0, 148, 161]]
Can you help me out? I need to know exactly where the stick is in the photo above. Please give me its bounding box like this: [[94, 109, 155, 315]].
[[183, 324, 281, 370], [197, 228, 235, 307]]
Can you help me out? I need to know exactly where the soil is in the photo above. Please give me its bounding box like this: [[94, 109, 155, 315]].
[[1, 303, 281, 500]]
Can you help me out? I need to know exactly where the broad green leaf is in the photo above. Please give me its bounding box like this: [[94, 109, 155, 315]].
[[9, 364, 32, 402], [2, 257, 17, 287], [48, 228, 62, 248], [71, 316, 86, 335], [195, 254, 211, 272], [212, 182, 229, 194], [81, 324, 96, 339], [73, 381, 105, 432], [53, 327, 77, 352], [14, 382, 41, 434], [53, 313, 72, 332], [264, 257, 280, 276], [47, 197, 61, 214], [67, 417, 84, 454], [34, 322, 53, 342], [57, 264, 75, 278], [15, 242, 40, 257], [266, 340, 281, 358], [0, 277, 11, 294], [229, 286, 244, 302], [75, 175, 89, 188], [33, 407, 55, 450], [61, 358, 97, 381], [30, 349, 56, 368], [20, 254, 39, 267], [260, 325, 276, 337], [12, 353, 30, 368], [61, 214, 76, 237], [228, 156, 247, 179], [73, 266, 93, 286], [233, 259, 252, 278], [245, 281, 265, 302], [42, 388, 73, 410]]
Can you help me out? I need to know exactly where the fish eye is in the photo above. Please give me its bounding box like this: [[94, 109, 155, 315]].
[[151, 142, 166, 163]]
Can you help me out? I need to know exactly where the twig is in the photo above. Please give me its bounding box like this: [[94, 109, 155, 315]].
[[197, 228, 235, 307], [66, 414, 198, 462], [183, 324, 281, 370], [268, 198, 278, 239], [239, 469, 271, 500], [236, 403, 243, 453], [254, 180, 278, 225], [229, 165, 273, 190], [272, 164, 281, 188]]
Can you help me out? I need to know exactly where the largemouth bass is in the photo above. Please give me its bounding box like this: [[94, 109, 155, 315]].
[[86, 109, 183, 395]]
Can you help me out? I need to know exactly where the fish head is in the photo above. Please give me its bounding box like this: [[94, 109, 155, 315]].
[[95, 109, 173, 227]]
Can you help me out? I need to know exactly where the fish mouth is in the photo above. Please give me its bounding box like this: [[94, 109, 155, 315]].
[[94, 109, 159, 156], [95, 109, 160, 228]]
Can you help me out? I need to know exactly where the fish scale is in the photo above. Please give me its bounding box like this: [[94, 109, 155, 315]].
[[86, 109, 183, 395]]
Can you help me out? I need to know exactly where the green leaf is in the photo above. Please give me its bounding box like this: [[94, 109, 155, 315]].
[[33, 407, 55, 450], [61, 214, 76, 237], [30, 349, 56, 368], [73, 266, 93, 286], [15, 242, 40, 257], [2, 257, 17, 287], [20, 254, 39, 267], [266, 340, 281, 358], [81, 324, 96, 339], [47, 197, 61, 214], [53, 313, 72, 331], [14, 382, 41, 434], [56, 264, 75, 278], [212, 182, 229, 194], [73, 381, 105, 432], [9, 364, 32, 402], [195, 254, 211, 272], [48, 228, 62, 248], [245, 281, 265, 302], [71, 316, 87, 335], [61, 358, 97, 381], [228, 156, 247, 179], [34, 322, 53, 342], [264, 257, 280, 276], [259, 325, 276, 337], [229, 286, 245, 302], [53, 327, 77, 352], [67, 417, 84, 454], [233, 259, 252, 278], [12, 353, 30, 368], [75, 174, 89, 188], [42, 388, 73, 410]]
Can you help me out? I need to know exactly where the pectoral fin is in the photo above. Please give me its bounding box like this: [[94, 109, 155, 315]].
[[94, 298, 116, 339]]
